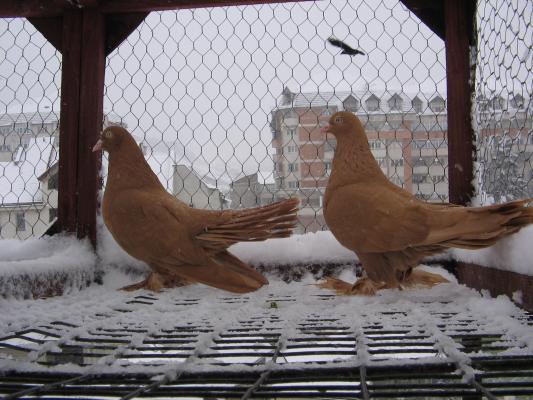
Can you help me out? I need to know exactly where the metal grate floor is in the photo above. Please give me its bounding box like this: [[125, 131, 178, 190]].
[[1, 272, 533, 399]]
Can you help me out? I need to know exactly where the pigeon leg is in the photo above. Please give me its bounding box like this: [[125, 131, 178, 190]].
[[120, 272, 191, 292]]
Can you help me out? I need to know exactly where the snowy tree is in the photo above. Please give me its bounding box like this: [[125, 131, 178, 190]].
[[484, 135, 528, 202]]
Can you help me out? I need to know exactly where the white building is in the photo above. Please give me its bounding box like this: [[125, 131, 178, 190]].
[[0, 136, 57, 239], [230, 171, 277, 209]]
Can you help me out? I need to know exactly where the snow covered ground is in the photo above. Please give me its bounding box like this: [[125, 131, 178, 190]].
[[1, 224, 533, 381], [0, 264, 532, 378]]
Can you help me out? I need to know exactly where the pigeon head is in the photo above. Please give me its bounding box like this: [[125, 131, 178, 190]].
[[322, 111, 366, 141], [92, 126, 132, 153]]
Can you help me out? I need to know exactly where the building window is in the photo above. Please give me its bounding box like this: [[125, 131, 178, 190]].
[[412, 139, 446, 149], [412, 98, 423, 113], [322, 108, 333, 116], [432, 175, 446, 184], [287, 145, 298, 153], [343, 95, 359, 112], [391, 159, 404, 167], [388, 94, 403, 111], [412, 174, 428, 184], [288, 128, 296, 138], [324, 161, 332, 172], [375, 157, 386, 167], [324, 139, 336, 152], [48, 173, 58, 190], [288, 181, 299, 189], [366, 100, 379, 111], [288, 163, 298, 172], [16, 212, 26, 232], [0, 144, 11, 152], [369, 140, 382, 150], [429, 97, 446, 112], [49, 208, 58, 222]]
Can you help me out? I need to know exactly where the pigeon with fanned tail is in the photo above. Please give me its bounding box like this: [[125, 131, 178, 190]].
[[319, 111, 533, 295], [93, 126, 299, 293]]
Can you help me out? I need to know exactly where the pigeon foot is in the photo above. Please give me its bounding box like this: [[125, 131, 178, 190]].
[[120, 272, 190, 292]]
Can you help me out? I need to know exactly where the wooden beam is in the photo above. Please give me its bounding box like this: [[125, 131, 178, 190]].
[[57, 10, 82, 234], [0, 1, 63, 18], [27, 16, 63, 52], [1, 0, 311, 18], [400, 0, 444, 40], [105, 12, 148, 55], [455, 262, 533, 312], [444, 0, 476, 205], [99, 0, 312, 13], [77, 8, 106, 246]]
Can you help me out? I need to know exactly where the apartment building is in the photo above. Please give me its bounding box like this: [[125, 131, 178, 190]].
[[270, 88, 531, 232]]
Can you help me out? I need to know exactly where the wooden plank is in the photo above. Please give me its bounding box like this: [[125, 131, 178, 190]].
[[105, 12, 148, 55], [27, 16, 63, 52], [400, 0, 444, 40], [1, 0, 311, 17], [77, 8, 106, 246], [57, 10, 82, 234], [0, 1, 63, 18], [99, 0, 313, 13], [444, 0, 476, 205], [455, 262, 533, 312]]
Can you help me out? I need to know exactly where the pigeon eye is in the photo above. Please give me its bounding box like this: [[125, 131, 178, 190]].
[[334, 116, 344, 124]]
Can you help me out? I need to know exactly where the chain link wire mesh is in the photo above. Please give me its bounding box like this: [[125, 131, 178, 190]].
[[103, 0, 447, 233], [1, 0, 530, 239], [474, 0, 533, 205], [0, 19, 61, 239]]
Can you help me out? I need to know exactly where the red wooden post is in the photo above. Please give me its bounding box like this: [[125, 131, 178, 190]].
[[444, 0, 476, 205], [77, 8, 106, 245], [58, 10, 82, 234]]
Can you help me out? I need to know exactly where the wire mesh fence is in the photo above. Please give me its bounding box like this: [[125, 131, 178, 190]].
[[103, 0, 447, 234], [1, 286, 533, 398], [0, 19, 61, 239], [474, 0, 533, 205], [0, 0, 531, 240]]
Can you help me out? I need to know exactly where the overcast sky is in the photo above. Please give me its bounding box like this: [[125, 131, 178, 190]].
[[0, 0, 530, 183]]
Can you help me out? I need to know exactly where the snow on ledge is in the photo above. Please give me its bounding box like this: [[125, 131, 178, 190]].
[[0, 235, 97, 298], [451, 225, 533, 276]]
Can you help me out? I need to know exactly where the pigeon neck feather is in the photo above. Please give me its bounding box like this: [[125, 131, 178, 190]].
[[106, 142, 165, 192], [328, 133, 387, 190]]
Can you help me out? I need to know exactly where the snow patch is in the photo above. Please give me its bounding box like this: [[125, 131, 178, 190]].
[[451, 225, 533, 276]]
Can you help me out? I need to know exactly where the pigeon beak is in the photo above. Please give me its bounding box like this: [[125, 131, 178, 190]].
[[92, 139, 103, 152]]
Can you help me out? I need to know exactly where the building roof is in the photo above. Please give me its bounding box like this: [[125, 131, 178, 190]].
[[277, 89, 447, 114], [276, 88, 530, 115], [0, 137, 57, 206], [0, 110, 60, 127]]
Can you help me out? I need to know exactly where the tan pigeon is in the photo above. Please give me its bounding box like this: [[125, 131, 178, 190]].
[[320, 111, 533, 295], [93, 126, 299, 293]]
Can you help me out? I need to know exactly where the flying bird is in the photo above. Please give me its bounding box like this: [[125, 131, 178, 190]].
[[327, 36, 365, 56], [319, 111, 533, 295], [93, 126, 299, 293]]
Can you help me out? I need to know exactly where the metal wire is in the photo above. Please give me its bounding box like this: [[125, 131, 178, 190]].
[[474, 0, 533, 205], [0, 1, 531, 238], [0, 18, 60, 239], [102, 0, 448, 234]]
